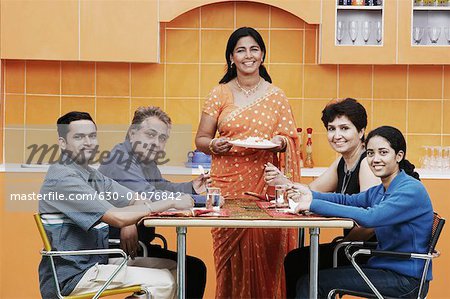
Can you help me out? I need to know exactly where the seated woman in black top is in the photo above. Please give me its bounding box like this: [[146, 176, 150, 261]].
[[264, 98, 380, 298]]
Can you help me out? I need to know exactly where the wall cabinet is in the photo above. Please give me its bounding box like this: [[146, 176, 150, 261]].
[[0, 0, 79, 60], [319, 0, 397, 64], [398, 0, 450, 63], [1, 0, 159, 62]]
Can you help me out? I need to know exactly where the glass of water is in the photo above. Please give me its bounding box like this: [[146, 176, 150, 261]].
[[206, 187, 221, 210], [275, 185, 288, 208]]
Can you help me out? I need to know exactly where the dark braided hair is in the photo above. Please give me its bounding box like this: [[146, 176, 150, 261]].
[[366, 126, 420, 181], [219, 27, 272, 84]]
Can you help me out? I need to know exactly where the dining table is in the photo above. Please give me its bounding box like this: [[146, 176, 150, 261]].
[[142, 199, 354, 299]]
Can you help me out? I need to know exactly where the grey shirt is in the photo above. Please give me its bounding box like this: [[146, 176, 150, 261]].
[[98, 139, 195, 198], [98, 140, 196, 242], [38, 156, 135, 298]]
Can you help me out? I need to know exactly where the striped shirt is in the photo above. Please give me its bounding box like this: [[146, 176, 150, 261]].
[[38, 156, 134, 298]]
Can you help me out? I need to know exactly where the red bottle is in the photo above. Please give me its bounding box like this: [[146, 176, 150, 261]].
[[305, 128, 314, 168], [297, 128, 305, 168]]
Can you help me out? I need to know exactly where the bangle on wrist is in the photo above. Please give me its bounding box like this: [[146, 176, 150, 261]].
[[279, 136, 288, 152], [208, 138, 219, 154]]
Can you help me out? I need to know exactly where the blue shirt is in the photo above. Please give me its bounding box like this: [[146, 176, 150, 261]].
[[311, 171, 434, 280], [38, 156, 135, 298]]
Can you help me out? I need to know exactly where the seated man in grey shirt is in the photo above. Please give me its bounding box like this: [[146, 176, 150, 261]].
[[38, 111, 194, 299], [99, 106, 207, 299]]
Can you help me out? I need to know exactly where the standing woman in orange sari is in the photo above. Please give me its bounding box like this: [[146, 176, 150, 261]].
[[196, 27, 302, 298]]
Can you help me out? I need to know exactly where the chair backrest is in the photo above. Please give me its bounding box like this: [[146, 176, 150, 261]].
[[428, 212, 445, 254], [34, 213, 52, 251]]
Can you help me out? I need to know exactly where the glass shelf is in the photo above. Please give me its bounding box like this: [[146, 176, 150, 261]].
[[413, 6, 450, 10], [411, 3, 450, 46]]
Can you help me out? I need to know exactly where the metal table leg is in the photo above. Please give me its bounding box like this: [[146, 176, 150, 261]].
[[176, 226, 187, 299], [309, 227, 320, 299], [298, 228, 305, 248]]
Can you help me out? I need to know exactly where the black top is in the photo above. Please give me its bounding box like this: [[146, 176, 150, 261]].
[[336, 151, 368, 237], [336, 151, 367, 195]]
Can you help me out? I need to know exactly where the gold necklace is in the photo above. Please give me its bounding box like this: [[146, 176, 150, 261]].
[[235, 78, 262, 97]]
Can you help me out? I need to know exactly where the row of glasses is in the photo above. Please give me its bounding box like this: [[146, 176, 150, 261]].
[[413, 27, 450, 44], [337, 20, 382, 44], [421, 146, 450, 171], [415, 0, 450, 6]]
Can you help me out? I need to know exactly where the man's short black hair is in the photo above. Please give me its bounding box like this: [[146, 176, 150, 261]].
[[57, 111, 96, 138]]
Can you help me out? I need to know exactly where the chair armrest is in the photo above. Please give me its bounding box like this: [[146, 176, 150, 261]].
[[41, 248, 128, 259], [154, 233, 168, 250], [41, 248, 129, 299], [350, 248, 434, 261], [333, 241, 378, 268]]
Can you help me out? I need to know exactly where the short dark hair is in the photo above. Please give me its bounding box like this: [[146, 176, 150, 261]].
[[57, 111, 96, 138], [321, 98, 367, 135], [366, 126, 420, 181]]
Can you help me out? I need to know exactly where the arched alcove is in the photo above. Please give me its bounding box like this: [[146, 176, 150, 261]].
[[160, 0, 320, 24]]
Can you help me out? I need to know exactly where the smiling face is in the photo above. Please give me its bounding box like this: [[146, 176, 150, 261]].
[[327, 115, 364, 154], [128, 116, 170, 163], [366, 135, 404, 186], [59, 120, 98, 166], [230, 36, 264, 76]]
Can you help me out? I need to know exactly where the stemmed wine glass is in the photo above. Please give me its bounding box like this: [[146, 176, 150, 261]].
[[445, 27, 450, 44], [376, 21, 382, 44], [336, 21, 345, 44], [412, 27, 424, 44], [362, 21, 372, 44], [428, 27, 441, 44], [348, 21, 359, 45]]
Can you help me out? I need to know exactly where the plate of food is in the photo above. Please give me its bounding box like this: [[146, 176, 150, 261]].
[[229, 137, 278, 149]]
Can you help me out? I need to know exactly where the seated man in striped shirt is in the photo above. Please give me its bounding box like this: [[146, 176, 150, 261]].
[[38, 111, 193, 299]]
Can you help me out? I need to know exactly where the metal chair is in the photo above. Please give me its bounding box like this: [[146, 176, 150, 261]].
[[34, 214, 149, 299], [328, 212, 445, 299], [109, 226, 169, 258]]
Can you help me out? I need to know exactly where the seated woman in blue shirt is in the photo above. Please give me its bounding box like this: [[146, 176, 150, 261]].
[[289, 126, 434, 299]]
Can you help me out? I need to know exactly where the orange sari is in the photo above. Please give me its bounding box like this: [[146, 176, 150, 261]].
[[203, 84, 302, 298]]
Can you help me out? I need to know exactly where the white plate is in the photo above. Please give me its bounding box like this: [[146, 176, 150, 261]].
[[229, 139, 278, 149]]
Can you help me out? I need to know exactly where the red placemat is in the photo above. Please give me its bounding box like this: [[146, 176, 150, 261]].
[[256, 201, 320, 218], [144, 208, 230, 218]]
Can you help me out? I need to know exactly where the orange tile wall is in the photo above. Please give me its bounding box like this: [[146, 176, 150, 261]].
[[2, 1, 450, 167]]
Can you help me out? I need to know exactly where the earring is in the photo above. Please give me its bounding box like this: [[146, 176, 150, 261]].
[[230, 61, 234, 68]]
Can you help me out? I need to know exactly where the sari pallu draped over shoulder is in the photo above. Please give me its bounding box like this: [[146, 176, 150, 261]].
[[202, 84, 301, 298]]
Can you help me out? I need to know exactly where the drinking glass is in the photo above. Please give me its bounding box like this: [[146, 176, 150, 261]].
[[362, 21, 372, 44], [430, 146, 438, 170], [428, 27, 441, 43], [443, 146, 450, 171], [206, 187, 221, 210], [376, 21, 382, 44], [444, 27, 450, 44], [415, 0, 425, 5], [412, 27, 424, 44], [275, 185, 288, 208], [421, 146, 431, 169], [336, 21, 345, 44], [348, 21, 359, 45]]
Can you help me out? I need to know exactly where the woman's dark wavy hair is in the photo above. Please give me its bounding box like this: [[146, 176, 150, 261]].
[[366, 126, 420, 181], [321, 98, 367, 141], [219, 27, 272, 84]]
